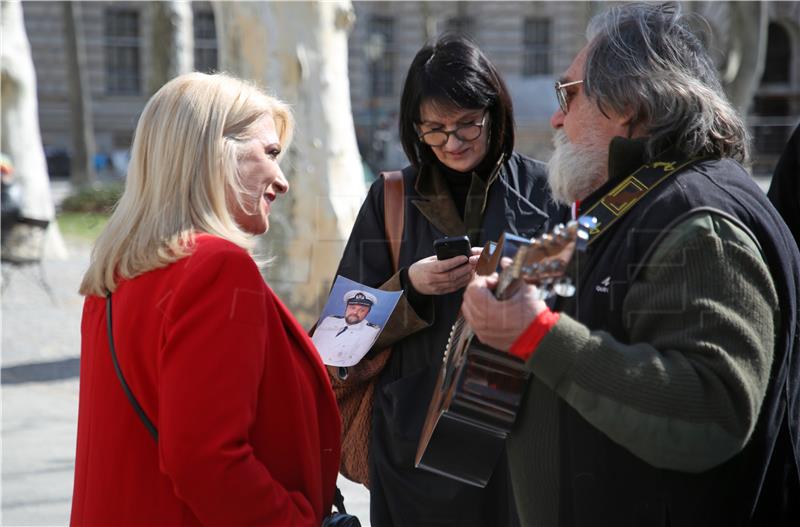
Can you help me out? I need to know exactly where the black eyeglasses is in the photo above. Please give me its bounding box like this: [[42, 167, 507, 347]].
[[555, 79, 584, 114], [417, 114, 487, 147]]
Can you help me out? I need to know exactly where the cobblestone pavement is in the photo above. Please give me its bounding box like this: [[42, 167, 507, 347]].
[[1, 235, 370, 526]]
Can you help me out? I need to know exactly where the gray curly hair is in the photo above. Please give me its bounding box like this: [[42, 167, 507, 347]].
[[584, 2, 749, 162]]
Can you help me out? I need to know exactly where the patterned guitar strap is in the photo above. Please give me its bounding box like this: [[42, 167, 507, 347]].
[[582, 154, 701, 244]]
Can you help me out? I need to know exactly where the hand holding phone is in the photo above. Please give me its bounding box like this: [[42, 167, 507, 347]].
[[407, 237, 474, 295], [433, 236, 471, 261]]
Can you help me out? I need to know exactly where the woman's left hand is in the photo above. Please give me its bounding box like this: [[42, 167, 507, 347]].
[[468, 247, 483, 271], [408, 254, 473, 295]]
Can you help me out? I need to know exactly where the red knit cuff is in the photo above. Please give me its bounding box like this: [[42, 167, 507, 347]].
[[509, 309, 560, 361]]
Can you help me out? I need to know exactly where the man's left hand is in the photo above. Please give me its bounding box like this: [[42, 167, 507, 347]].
[[461, 273, 548, 351]]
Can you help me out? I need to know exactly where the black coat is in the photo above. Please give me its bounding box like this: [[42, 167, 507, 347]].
[[335, 152, 561, 526], [768, 123, 800, 247]]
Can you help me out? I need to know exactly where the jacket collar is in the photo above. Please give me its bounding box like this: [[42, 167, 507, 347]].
[[607, 136, 648, 183], [411, 155, 505, 236], [580, 136, 648, 212]]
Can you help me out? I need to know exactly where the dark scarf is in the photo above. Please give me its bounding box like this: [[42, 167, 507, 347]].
[[437, 160, 493, 220]]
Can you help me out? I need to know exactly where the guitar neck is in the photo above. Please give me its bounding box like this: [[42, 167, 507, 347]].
[[494, 245, 528, 301]]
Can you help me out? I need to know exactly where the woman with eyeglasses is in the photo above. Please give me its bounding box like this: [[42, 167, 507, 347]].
[[332, 34, 561, 525]]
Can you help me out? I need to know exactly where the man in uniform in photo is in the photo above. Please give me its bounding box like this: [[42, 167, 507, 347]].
[[313, 290, 381, 364]]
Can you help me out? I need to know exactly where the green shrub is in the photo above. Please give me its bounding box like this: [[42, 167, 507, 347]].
[[57, 212, 110, 241], [60, 182, 124, 213]]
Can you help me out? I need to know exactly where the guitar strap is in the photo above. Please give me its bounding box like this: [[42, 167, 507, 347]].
[[582, 154, 701, 245]]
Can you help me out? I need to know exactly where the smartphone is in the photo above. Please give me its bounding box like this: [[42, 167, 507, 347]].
[[433, 235, 471, 261]]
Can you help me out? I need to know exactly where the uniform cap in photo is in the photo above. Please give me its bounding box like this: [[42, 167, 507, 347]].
[[344, 290, 377, 307]]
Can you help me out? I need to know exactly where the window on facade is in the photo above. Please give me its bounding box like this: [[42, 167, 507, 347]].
[[753, 97, 791, 155], [523, 18, 551, 76], [761, 23, 791, 84], [368, 16, 395, 98], [112, 131, 134, 150], [753, 22, 793, 163], [444, 16, 475, 39], [104, 8, 141, 95], [193, 10, 218, 73]]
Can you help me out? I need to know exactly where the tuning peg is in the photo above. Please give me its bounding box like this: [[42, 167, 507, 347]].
[[573, 216, 595, 251], [577, 215, 597, 230], [534, 287, 552, 301], [554, 279, 576, 297]]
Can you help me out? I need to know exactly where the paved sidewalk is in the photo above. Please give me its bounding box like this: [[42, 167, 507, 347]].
[[2, 238, 88, 526], [1, 237, 370, 526], [1, 175, 776, 526]]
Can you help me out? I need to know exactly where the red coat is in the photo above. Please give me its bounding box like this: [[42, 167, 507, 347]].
[[71, 235, 341, 526]]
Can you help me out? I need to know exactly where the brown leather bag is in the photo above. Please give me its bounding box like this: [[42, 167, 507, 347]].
[[329, 171, 404, 487]]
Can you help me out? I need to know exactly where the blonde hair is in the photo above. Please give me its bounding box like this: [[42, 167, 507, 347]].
[[79, 72, 293, 297]]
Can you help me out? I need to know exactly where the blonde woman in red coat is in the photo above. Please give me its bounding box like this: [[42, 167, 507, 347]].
[[71, 72, 341, 526]]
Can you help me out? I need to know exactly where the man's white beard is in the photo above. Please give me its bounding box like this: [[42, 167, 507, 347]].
[[547, 129, 608, 205]]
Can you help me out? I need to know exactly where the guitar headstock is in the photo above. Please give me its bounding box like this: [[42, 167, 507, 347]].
[[475, 232, 531, 277], [475, 239, 501, 277], [518, 216, 595, 296], [485, 216, 594, 300]]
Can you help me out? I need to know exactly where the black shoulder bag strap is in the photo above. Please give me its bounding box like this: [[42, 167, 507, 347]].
[[105, 293, 354, 522], [106, 292, 158, 441]]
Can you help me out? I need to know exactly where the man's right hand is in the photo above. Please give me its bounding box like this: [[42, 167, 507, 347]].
[[462, 272, 547, 351], [408, 248, 480, 295]]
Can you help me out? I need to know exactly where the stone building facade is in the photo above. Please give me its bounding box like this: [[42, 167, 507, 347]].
[[21, 1, 800, 179], [22, 0, 216, 170]]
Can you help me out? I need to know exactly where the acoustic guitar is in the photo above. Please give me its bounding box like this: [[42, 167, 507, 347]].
[[415, 217, 595, 487]]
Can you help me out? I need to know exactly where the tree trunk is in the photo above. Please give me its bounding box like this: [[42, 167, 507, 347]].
[[213, 0, 366, 327], [62, 1, 96, 187], [421, 2, 436, 41], [148, 1, 194, 95], [1, 0, 67, 258], [721, 1, 769, 114], [1, 0, 55, 220]]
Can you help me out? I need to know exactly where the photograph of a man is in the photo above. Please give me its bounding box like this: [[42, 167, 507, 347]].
[[312, 276, 401, 367], [313, 290, 382, 366]]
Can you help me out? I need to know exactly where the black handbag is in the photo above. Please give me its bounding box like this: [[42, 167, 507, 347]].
[[321, 487, 361, 527], [105, 293, 361, 527]]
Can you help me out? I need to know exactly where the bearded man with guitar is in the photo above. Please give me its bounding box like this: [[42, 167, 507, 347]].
[[462, 4, 800, 526]]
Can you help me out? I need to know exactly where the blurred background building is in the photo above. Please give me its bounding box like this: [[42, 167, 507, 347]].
[[21, 0, 800, 181]]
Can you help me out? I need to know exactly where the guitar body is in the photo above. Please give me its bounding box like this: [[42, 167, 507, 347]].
[[415, 219, 594, 487], [416, 329, 529, 487]]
